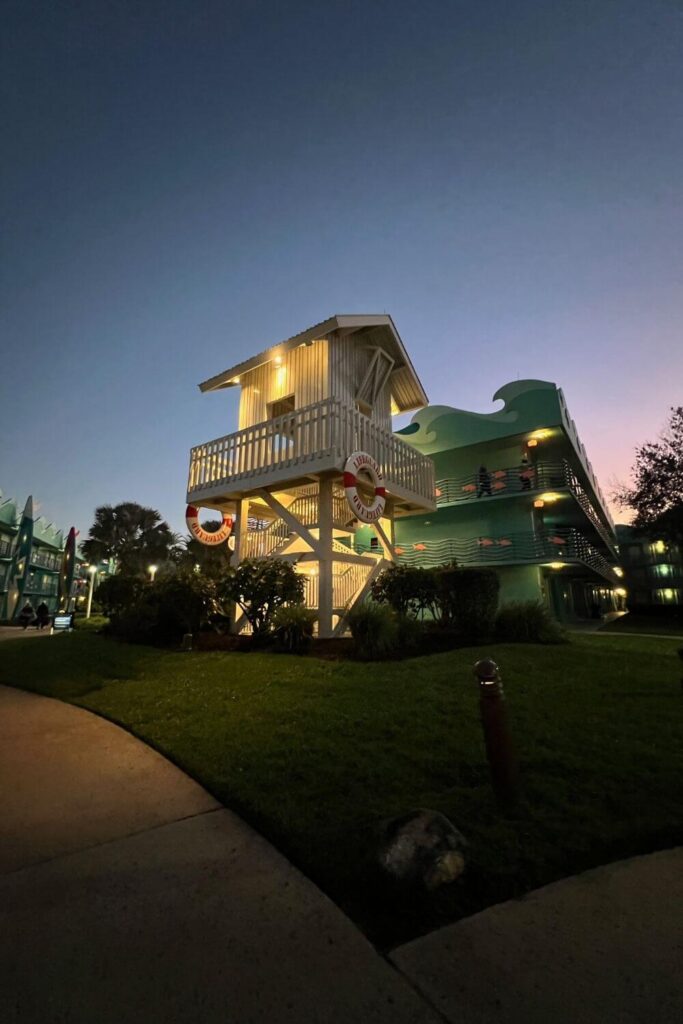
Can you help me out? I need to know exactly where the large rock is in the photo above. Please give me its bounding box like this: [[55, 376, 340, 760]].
[[377, 810, 467, 890]]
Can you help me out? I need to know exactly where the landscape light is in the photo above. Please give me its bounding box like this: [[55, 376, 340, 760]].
[[148, 564, 158, 582]]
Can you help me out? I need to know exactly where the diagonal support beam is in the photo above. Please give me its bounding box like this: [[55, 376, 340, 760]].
[[332, 558, 388, 637], [255, 489, 321, 555], [372, 520, 396, 562]]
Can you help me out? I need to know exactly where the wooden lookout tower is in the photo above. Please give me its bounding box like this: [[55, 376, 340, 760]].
[[186, 314, 435, 636]]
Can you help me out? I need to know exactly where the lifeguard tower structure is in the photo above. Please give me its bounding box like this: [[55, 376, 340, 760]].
[[186, 314, 435, 636]]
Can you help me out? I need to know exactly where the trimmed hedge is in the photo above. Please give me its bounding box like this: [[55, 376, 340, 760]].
[[437, 567, 500, 641]]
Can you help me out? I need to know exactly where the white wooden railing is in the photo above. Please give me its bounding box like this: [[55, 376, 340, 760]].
[[187, 398, 435, 505]]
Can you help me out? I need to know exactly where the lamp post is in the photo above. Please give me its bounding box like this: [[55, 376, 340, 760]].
[[148, 564, 158, 583], [86, 566, 98, 619]]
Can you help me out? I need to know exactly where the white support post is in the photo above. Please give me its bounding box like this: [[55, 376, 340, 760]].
[[230, 498, 250, 634], [318, 477, 334, 638]]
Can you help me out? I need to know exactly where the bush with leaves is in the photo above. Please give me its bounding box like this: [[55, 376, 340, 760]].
[[272, 604, 317, 653], [494, 600, 567, 644], [95, 574, 144, 618], [106, 572, 219, 646], [217, 558, 305, 638], [370, 564, 440, 619], [347, 603, 400, 659], [438, 566, 500, 641]]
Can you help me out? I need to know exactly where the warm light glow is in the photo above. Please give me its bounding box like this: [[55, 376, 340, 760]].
[[273, 355, 282, 366], [615, 587, 627, 596], [655, 540, 666, 553], [614, 567, 624, 577], [530, 428, 551, 441], [534, 499, 545, 508], [148, 564, 158, 582], [527, 439, 538, 448], [663, 588, 674, 601], [88, 565, 97, 575], [539, 492, 562, 503], [230, 376, 240, 384], [549, 562, 566, 569]]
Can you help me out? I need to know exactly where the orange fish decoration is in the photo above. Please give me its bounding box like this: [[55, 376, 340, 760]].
[[413, 543, 427, 551]]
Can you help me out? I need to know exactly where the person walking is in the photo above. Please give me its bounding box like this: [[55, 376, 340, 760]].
[[35, 602, 51, 630], [477, 465, 492, 498], [519, 452, 533, 491], [18, 602, 35, 629]]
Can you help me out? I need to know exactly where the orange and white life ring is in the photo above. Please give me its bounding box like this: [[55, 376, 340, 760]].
[[343, 451, 386, 524], [185, 505, 233, 546]]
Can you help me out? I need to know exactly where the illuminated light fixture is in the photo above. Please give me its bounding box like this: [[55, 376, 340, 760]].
[[534, 499, 545, 508], [148, 564, 158, 583], [539, 492, 562, 503], [273, 355, 282, 366], [614, 567, 624, 577], [615, 587, 627, 596], [527, 439, 538, 448], [530, 429, 551, 440], [230, 376, 240, 384], [663, 588, 674, 601], [549, 562, 566, 569], [655, 540, 665, 553]]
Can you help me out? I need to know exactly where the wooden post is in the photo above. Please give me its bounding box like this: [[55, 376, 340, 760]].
[[318, 477, 334, 638]]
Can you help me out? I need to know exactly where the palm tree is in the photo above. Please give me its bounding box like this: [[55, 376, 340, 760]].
[[82, 503, 180, 576]]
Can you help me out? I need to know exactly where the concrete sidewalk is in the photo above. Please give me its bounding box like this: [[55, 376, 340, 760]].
[[0, 626, 49, 642], [392, 847, 683, 1024], [0, 685, 438, 1024]]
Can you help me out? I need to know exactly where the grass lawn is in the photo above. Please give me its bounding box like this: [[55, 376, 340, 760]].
[[1, 630, 682, 947], [599, 613, 683, 637]]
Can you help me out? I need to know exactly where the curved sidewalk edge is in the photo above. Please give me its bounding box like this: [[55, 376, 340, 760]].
[[391, 846, 683, 1024], [0, 686, 440, 1024]]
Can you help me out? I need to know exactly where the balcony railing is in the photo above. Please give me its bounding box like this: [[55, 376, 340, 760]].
[[357, 528, 620, 583], [435, 459, 616, 552], [188, 398, 435, 508], [0, 539, 12, 558], [30, 550, 61, 571]]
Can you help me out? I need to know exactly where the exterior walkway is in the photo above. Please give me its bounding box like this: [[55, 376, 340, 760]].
[[0, 685, 438, 1024], [2, 683, 682, 1023]]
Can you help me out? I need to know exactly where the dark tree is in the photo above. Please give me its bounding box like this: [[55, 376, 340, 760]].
[[82, 502, 179, 575], [618, 407, 683, 543]]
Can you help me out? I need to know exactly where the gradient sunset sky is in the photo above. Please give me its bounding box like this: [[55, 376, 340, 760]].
[[2, 0, 682, 537]]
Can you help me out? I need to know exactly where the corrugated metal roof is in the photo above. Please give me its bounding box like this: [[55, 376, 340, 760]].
[[198, 313, 428, 412]]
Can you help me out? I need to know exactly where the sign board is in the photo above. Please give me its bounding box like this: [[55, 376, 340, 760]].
[[52, 614, 74, 632]]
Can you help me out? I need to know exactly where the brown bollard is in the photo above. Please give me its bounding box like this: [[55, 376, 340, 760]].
[[473, 658, 519, 809]]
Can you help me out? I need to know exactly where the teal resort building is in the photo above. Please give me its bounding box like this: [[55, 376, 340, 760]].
[[384, 380, 623, 622], [0, 492, 83, 622], [615, 526, 682, 611]]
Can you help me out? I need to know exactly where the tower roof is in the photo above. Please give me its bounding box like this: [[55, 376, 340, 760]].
[[198, 314, 429, 413]]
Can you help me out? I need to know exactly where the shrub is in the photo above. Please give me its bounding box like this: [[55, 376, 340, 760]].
[[347, 603, 400, 660], [437, 567, 500, 641], [216, 558, 305, 637], [396, 614, 424, 653], [495, 600, 567, 644], [371, 565, 439, 619], [107, 572, 218, 646], [272, 604, 317, 654], [95, 575, 143, 617]]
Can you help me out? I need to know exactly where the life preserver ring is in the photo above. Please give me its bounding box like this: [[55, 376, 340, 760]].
[[185, 505, 233, 546], [343, 451, 386, 524]]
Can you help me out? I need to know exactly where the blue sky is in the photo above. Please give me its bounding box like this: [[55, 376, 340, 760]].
[[2, 0, 682, 536]]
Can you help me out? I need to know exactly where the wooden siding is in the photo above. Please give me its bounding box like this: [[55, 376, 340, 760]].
[[327, 331, 393, 432], [238, 340, 328, 429]]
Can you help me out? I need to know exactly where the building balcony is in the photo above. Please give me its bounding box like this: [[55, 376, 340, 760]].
[[30, 550, 61, 571], [435, 459, 616, 553], [187, 398, 436, 512], [0, 538, 12, 559], [358, 528, 621, 584]]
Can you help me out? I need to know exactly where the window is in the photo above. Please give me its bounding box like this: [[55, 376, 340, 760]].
[[268, 395, 296, 420]]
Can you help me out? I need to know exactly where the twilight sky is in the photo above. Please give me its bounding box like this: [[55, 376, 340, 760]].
[[2, 0, 682, 537]]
